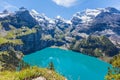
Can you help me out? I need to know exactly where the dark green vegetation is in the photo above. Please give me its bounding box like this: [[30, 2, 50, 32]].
[[0, 8, 119, 57], [0, 10, 66, 79], [70, 36, 119, 57], [105, 54, 120, 80], [47, 62, 55, 71], [0, 7, 120, 80], [0, 43, 23, 71], [0, 43, 65, 80]]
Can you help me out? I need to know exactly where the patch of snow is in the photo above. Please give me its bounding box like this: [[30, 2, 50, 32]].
[[85, 8, 102, 17], [73, 12, 81, 18], [55, 15, 72, 24], [56, 15, 61, 19], [31, 9, 39, 15], [80, 15, 92, 23], [72, 8, 113, 24], [30, 10, 44, 22], [30, 10, 55, 26], [100, 29, 115, 35], [65, 20, 72, 24], [38, 18, 44, 22], [0, 13, 10, 18], [49, 19, 55, 24]]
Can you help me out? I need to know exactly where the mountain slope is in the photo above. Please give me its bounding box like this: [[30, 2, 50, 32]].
[[69, 36, 119, 57], [0, 7, 120, 57]]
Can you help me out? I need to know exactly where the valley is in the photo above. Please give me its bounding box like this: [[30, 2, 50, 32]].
[[0, 7, 120, 80]]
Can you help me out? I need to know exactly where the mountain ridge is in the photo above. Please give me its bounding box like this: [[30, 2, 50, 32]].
[[0, 7, 120, 71], [0, 7, 120, 56]]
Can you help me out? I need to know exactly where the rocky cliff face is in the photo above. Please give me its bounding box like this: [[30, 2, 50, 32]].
[[0, 7, 120, 57]]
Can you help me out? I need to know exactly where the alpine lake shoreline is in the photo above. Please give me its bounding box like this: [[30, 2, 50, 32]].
[[23, 47, 112, 80]]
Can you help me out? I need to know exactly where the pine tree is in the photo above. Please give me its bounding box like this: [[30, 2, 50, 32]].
[[48, 61, 55, 71]]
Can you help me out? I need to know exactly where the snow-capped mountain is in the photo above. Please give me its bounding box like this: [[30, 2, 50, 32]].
[[72, 9, 102, 24], [71, 7, 120, 44], [0, 7, 120, 44], [71, 7, 120, 25], [0, 7, 120, 57], [30, 9, 52, 26], [0, 13, 10, 18], [0, 10, 12, 18]]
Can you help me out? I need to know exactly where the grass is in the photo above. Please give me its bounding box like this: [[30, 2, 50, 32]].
[[105, 74, 120, 80], [105, 54, 120, 80], [0, 24, 37, 45], [5, 27, 36, 39], [0, 38, 23, 45], [0, 66, 66, 80]]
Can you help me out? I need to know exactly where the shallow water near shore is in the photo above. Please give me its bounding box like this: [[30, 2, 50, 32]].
[[23, 48, 111, 80]]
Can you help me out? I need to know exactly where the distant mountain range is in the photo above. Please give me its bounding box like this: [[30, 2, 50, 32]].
[[0, 7, 120, 57]]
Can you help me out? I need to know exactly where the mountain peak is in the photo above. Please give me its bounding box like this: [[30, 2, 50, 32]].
[[71, 7, 120, 24], [3, 9, 9, 14], [105, 7, 120, 13], [19, 7, 27, 12], [0, 9, 11, 18], [55, 15, 63, 19], [55, 15, 71, 24], [72, 8, 102, 24], [31, 9, 39, 15]]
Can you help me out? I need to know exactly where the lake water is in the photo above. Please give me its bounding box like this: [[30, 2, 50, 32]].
[[23, 48, 110, 80]]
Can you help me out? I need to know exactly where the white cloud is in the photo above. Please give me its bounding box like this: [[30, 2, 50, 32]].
[[52, 0, 77, 7], [0, 0, 18, 11]]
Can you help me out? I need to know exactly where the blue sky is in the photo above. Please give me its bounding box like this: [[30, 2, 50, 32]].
[[0, 0, 120, 19]]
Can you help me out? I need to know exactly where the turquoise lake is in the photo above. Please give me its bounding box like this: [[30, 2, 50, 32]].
[[23, 48, 111, 80]]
